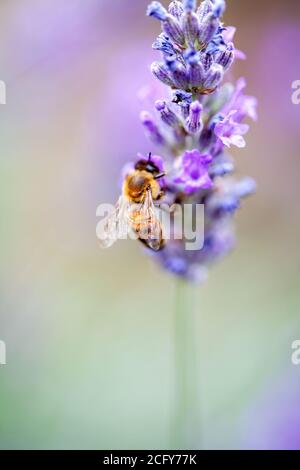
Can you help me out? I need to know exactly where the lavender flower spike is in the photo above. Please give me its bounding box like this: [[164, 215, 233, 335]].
[[117, 0, 257, 282]]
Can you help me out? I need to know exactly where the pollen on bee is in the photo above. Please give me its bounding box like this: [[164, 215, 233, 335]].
[[123, 170, 160, 202]]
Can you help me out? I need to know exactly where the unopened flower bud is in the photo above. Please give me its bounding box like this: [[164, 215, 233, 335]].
[[168, 1, 184, 19], [182, 11, 200, 45], [198, 13, 219, 45], [140, 111, 165, 145], [147, 1, 168, 21], [186, 101, 203, 134], [197, 0, 213, 23], [151, 62, 175, 87], [215, 43, 235, 70], [166, 56, 189, 89], [204, 63, 224, 90], [163, 14, 185, 46], [155, 100, 181, 127]]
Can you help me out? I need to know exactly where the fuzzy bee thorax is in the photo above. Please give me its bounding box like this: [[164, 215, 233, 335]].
[[123, 170, 160, 203]]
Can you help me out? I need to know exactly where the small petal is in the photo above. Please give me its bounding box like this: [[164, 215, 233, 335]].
[[235, 49, 247, 60], [223, 26, 236, 43], [218, 136, 231, 147], [230, 134, 246, 148], [235, 122, 250, 135]]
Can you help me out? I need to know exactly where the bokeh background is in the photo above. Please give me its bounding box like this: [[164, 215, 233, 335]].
[[0, 0, 300, 450]]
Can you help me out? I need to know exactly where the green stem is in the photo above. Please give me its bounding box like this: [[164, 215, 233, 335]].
[[172, 279, 199, 449]]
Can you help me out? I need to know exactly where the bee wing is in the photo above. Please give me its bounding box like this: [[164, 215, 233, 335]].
[[99, 196, 129, 248], [129, 188, 163, 252]]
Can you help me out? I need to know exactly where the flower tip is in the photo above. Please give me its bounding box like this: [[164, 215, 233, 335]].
[[155, 100, 166, 111], [140, 110, 151, 123], [146, 1, 167, 21], [237, 178, 257, 198], [168, 1, 184, 19], [213, 0, 226, 18], [190, 100, 203, 113], [183, 0, 197, 12], [202, 154, 213, 165]]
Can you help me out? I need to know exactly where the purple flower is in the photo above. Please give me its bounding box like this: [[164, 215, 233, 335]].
[[222, 26, 247, 60], [214, 110, 250, 148], [109, 0, 257, 283], [222, 78, 258, 122], [174, 150, 213, 194]]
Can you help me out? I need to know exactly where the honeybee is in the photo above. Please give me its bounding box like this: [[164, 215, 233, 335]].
[[100, 154, 165, 251]]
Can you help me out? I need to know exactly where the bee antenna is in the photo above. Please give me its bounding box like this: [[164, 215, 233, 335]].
[[154, 172, 165, 180], [148, 152, 152, 162]]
